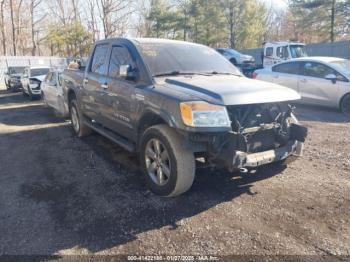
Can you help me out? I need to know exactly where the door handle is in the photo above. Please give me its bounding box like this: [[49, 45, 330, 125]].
[[83, 79, 88, 84], [101, 83, 108, 89], [300, 79, 307, 83]]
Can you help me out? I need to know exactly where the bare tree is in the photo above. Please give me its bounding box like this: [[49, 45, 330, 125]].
[[0, 0, 6, 55], [87, 0, 99, 41], [9, 0, 16, 55], [96, 0, 135, 39], [30, 0, 45, 55]]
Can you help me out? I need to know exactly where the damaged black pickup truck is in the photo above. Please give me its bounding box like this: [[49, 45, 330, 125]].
[[62, 38, 307, 197]]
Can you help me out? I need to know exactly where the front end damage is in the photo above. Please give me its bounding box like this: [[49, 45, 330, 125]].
[[190, 102, 307, 171]]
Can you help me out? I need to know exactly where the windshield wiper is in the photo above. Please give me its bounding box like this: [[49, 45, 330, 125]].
[[153, 71, 195, 77], [206, 71, 243, 77]]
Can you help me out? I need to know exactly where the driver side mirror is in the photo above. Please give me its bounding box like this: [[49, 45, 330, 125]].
[[120, 64, 138, 81], [325, 74, 337, 84]]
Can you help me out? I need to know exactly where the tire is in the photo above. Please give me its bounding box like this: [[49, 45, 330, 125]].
[[140, 124, 195, 197], [340, 94, 350, 115], [69, 99, 92, 137], [230, 58, 238, 66], [27, 86, 36, 101], [22, 87, 28, 97]]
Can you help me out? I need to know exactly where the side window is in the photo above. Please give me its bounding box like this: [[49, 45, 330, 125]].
[[276, 47, 288, 59], [272, 62, 300, 75], [302, 62, 334, 78], [265, 47, 273, 57], [90, 44, 109, 75], [108, 46, 135, 79], [276, 47, 282, 58]]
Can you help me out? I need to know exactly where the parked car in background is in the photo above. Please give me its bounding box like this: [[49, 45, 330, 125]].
[[21, 66, 50, 100], [254, 57, 350, 114], [262, 42, 307, 67], [42, 69, 68, 117], [62, 38, 307, 197], [216, 48, 255, 67], [4, 66, 26, 92]]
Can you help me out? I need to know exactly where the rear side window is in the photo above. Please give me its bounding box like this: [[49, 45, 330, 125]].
[[302, 62, 334, 78], [272, 62, 300, 74], [91, 44, 109, 75], [108, 46, 135, 78], [265, 47, 273, 57]]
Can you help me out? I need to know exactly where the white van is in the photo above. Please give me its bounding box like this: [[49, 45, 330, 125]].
[[263, 42, 307, 67]]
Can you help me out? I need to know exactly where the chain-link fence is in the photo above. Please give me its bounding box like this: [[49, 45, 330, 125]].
[[0, 56, 67, 89]]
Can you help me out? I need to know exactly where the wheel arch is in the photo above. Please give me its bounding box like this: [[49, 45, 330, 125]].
[[339, 92, 350, 109]]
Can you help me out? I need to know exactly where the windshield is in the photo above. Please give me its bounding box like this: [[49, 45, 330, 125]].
[[330, 59, 350, 74], [31, 68, 49, 77], [8, 67, 25, 74], [226, 49, 241, 56], [289, 45, 307, 58], [137, 42, 242, 77]]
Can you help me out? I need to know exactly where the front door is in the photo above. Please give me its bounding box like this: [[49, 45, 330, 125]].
[[298, 62, 339, 107]]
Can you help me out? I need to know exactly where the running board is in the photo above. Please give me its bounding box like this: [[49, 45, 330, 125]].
[[83, 120, 135, 152]]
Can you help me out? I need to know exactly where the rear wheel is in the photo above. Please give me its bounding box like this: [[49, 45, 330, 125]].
[[140, 124, 195, 197], [340, 94, 350, 115], [69, 99, 92, 137], [230, 58, 238, 66]]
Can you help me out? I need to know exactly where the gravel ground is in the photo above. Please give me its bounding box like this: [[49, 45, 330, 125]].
[[0, 90, 349, 258]]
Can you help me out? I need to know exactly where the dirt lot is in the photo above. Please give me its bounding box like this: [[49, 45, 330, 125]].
[[0, 90, 349, 258]]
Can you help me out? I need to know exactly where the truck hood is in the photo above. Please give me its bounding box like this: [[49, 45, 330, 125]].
[[29, 75, 46, 82], [157, 75, 300, 106]]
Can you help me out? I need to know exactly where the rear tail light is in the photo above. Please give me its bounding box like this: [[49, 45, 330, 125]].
[[252, 71, 258, 79]]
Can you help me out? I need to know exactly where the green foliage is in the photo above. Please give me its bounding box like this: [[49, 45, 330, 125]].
[[145, 0, 267, 48], [288, 0, 350, 42], [46, 22, 92, 57]]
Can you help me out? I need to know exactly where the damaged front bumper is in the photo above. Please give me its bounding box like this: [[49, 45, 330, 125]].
[[232, 140, 303, 169], [211, 123, 308, 171]]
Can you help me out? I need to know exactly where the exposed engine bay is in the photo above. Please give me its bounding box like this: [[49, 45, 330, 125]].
[[198, 102, 308, 170], [226, 102, 296, 153]]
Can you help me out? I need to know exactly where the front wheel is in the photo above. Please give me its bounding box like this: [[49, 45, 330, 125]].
[[140, 124, 195, 197], [340, 94, 350, 115]]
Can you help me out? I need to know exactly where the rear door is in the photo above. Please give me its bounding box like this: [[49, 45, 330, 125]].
[[270, 61, 301, 90], [81, 43, 110, 121], [298, 62, 339, 106], [99, 45, 138, 139]]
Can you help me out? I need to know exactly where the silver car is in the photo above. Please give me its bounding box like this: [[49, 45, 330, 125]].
[[21, 66, 50, 100], [41, 70, 69, 117], [254, 57, 350, 114], [216, 48, 255, 67]]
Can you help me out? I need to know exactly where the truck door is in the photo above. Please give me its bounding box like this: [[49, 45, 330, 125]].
[[81, 43, 110, 121], [99, 45, 137, 140]]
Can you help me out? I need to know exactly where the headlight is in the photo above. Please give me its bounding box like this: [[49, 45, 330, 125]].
[[29, 79, 40, 87], [180, 101, 231, 127]]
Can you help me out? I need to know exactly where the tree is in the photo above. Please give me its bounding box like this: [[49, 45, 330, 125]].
[[46, 22, 92, 57], [288, 0, 350, 42], [96, 0, 135, 39], [9, 0, 16, 55], [0, 0, 6, 55]]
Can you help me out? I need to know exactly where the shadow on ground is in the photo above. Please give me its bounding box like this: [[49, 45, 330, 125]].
[[0, 119, 286, 256], [294, 104, 350, 123]]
